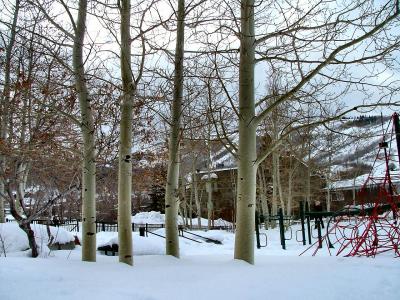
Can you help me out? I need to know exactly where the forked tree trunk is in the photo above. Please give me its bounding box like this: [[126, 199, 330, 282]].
[[118, 0, 134, 266], [165, 0, 185, 258], [0, 0, 20, 223], [73, 0, 96, 262], [234, 0, 256, 264], [16, 162, 29, 215]]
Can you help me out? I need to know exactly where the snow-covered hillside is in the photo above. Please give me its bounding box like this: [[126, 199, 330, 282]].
[[193, 115, 400, 190], [314, 116, 400, 189]]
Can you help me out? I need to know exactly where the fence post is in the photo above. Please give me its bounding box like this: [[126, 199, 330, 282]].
[[316, 219, 322, 248], [77, 219, 80, 232], [299, 201, 306, 245], [255, 210, 261, 249], [305, 201, 312, 245], [278, 208, 286, 250], [102, 222, 105, 232]]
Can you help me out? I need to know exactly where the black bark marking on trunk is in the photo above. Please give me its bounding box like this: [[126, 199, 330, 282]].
[[124, 255, 132, 259], [166, 205, 171, 208], [87, 232, 95, 236]]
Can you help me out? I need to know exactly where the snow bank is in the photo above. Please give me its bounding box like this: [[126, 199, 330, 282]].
[[0, 223, 28, 253], [0, 223, 75, 254], [132, 211, 166, 224], [97, 232, 165, 255], [131, 211, 232, 227]]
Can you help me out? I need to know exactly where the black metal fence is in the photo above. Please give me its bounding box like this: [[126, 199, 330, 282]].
[[5, 218, 80, 232], [5, 218, 233, 233]]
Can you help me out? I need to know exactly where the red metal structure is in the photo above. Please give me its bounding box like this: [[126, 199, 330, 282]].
[[302, 113, 400, 257]]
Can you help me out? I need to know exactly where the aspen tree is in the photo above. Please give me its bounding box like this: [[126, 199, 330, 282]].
[[73, 0, 97, 262], [118, 0, 134, 266], [165, 0, 185, 257], [233, 0, 399, 264], [233, 0, 257, 264]]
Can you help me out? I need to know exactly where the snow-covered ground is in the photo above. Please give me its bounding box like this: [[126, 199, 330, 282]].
[[0, 220, 399, 300]]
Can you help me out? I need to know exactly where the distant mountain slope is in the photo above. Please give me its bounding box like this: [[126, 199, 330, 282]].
[[184, 114, 400, 191], [314, 115, 400, 189]]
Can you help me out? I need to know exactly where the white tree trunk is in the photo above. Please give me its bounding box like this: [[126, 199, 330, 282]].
[[180, 173, 188, 227], [189, 169, 193, 228], [118, 0, 134, 266], [165, 0, 185, 258], [206, 181, 213, 229], [234, 0, 256, 264], [270, 151, 278, 228], [287, 163, 295, 216], [73, 0, 96, 262], [258, 167, 269, 229], [276, 154, 285, 214], [193, 171, 201, 228], [326, 152, 332, 211]]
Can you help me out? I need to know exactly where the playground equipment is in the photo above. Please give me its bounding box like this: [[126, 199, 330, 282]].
[[256, 209, 293, 250], [300, 113, 400, 257]]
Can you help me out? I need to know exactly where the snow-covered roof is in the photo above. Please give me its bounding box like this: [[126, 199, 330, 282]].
[[201, 173, 218, 180]]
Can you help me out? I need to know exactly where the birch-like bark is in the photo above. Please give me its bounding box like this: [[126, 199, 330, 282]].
[[287, 158, 297, 216], [306, 164, 311, 207], [180, 173, 188, 226], [206, 180, 213, 229], [258, 166, 269, 229], [276, 154, 285, 214], [165, 0, 185, 258], [118, 0, 134, 265], [206, 142, 213, 229], [234, 0, 257, 264], [0, 0, 20, 223], [326, 153, 332, 211], [192, 165, 201, 228], [189, 168, 193, 228], [306, 134, 312, 207], [73, 0, 96, 262], [270, 151, 278, 228]]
